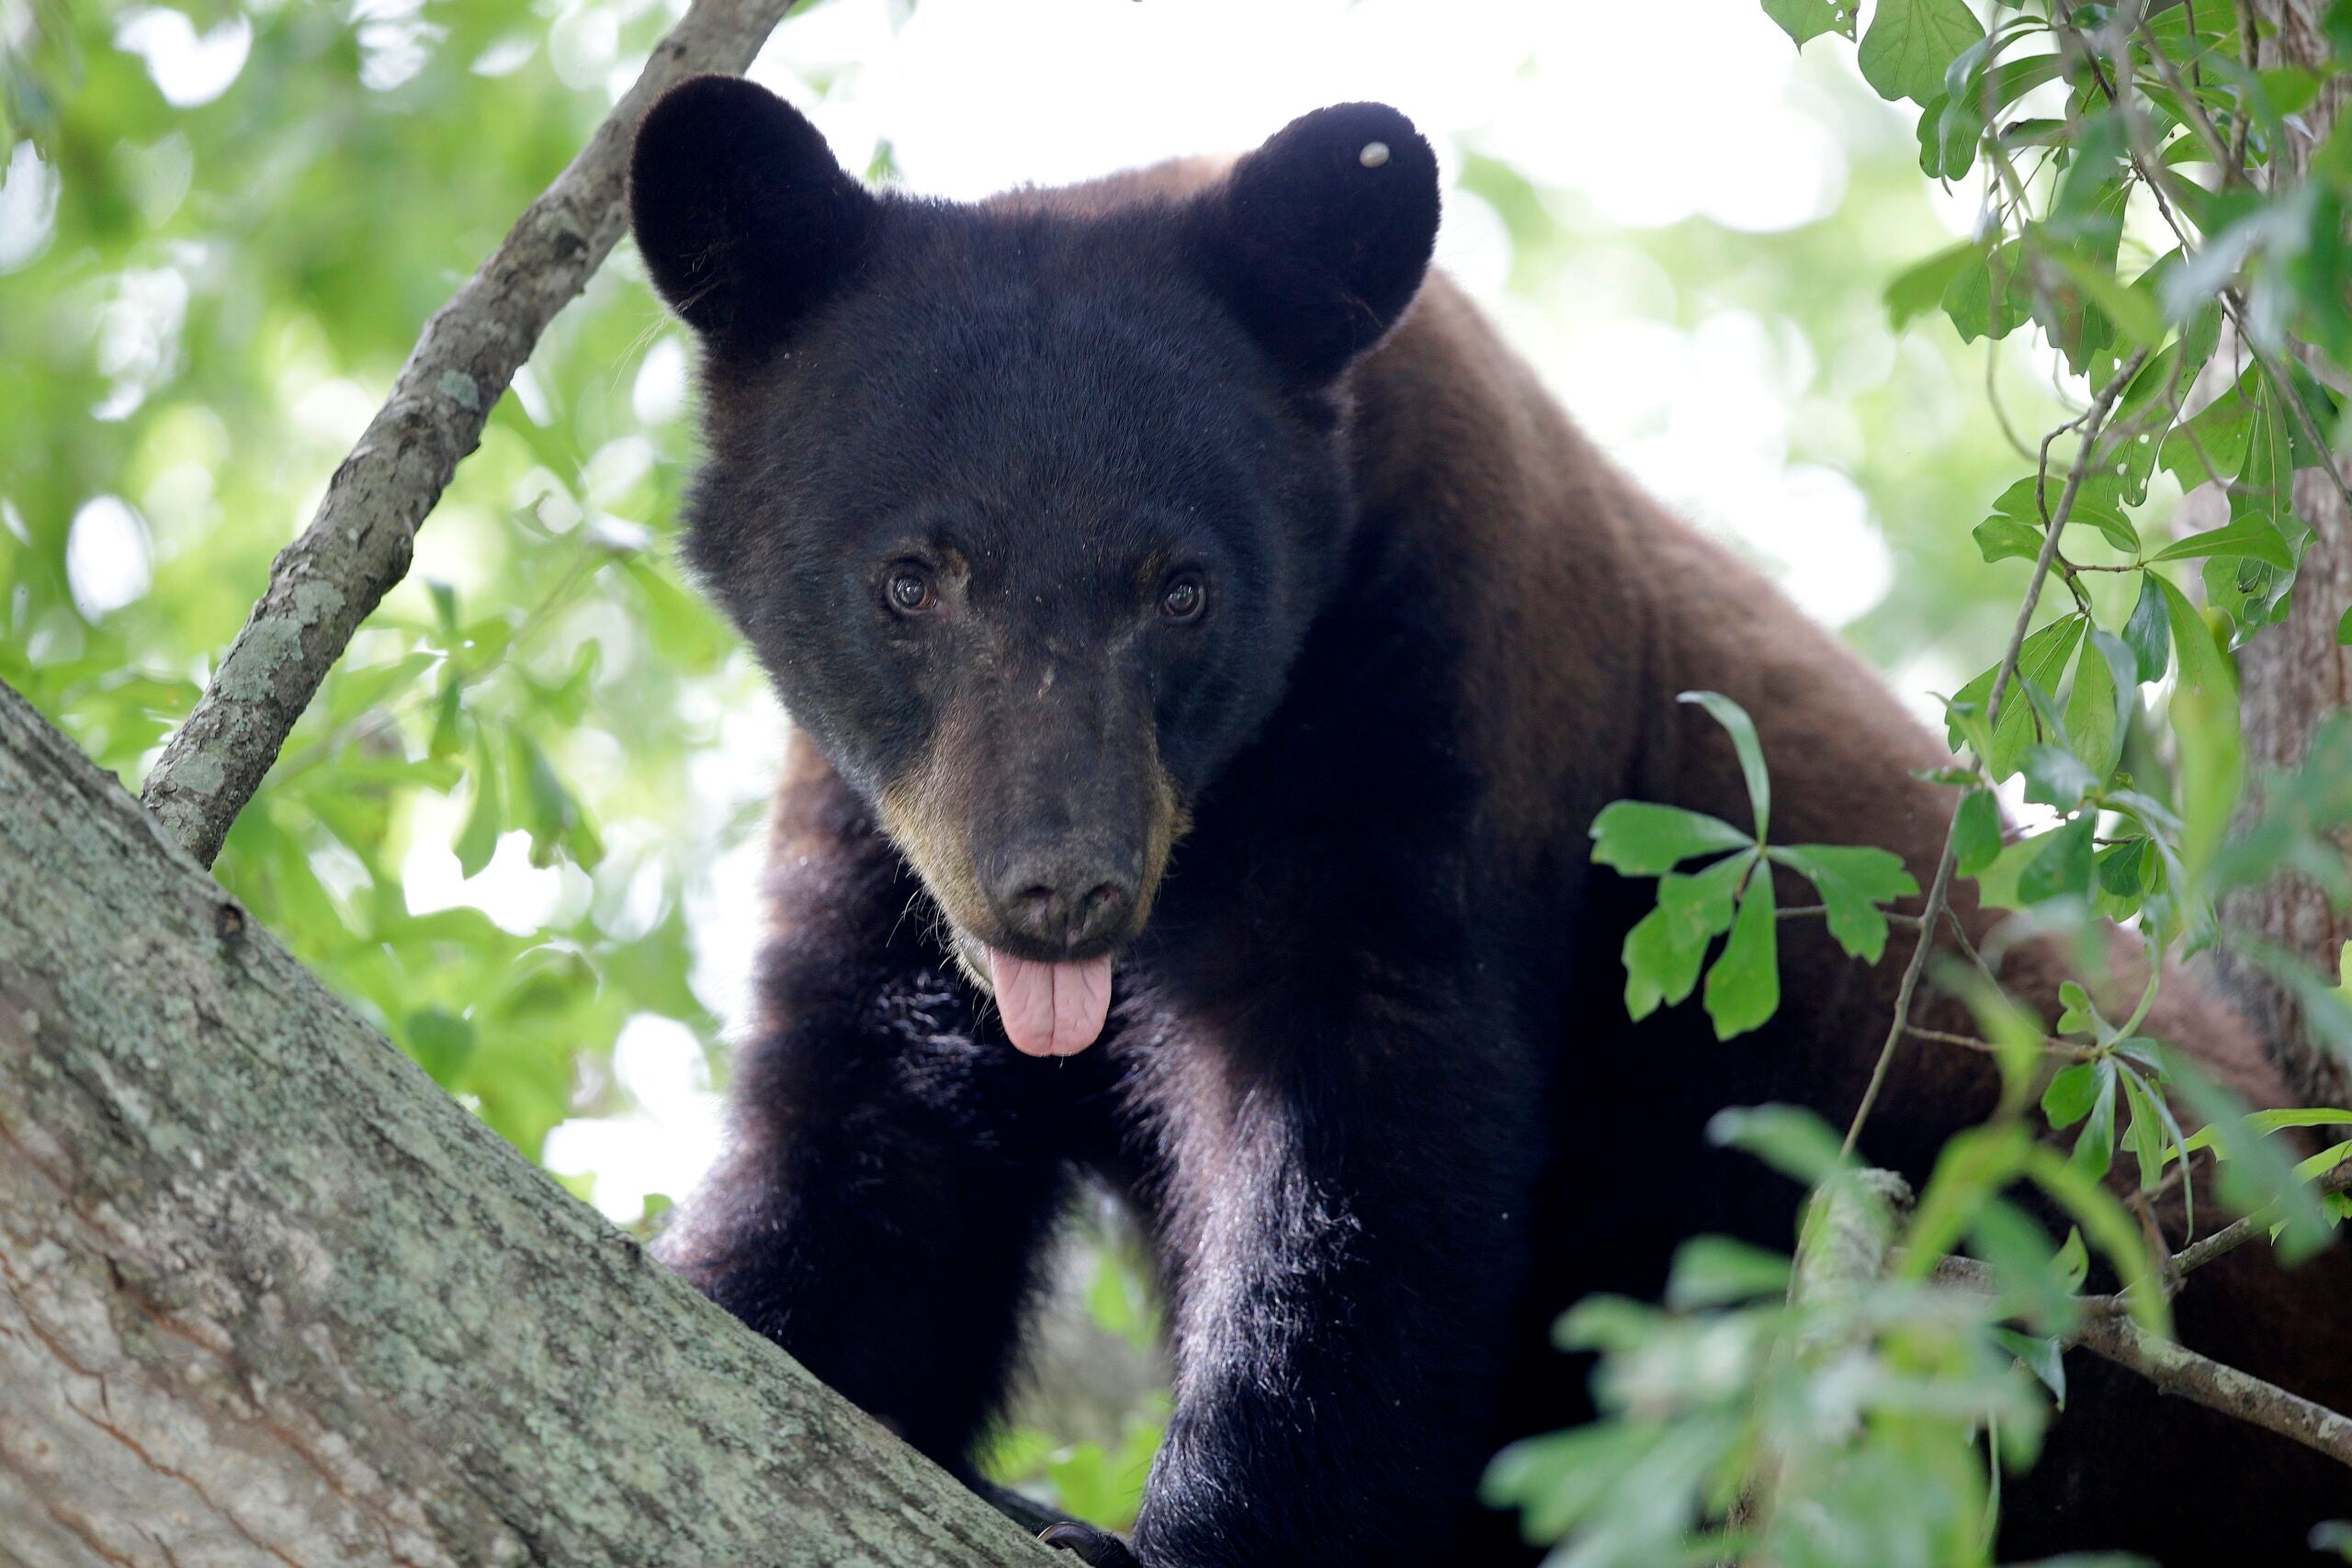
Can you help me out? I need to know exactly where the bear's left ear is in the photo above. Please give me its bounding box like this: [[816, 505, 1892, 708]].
[[1191, 103, 1441, 386], [629, 74, 876, 349]]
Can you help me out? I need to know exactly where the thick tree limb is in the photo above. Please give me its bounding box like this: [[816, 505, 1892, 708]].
[[139, 0, 798, 869], [0, 679, 1051, 1567]]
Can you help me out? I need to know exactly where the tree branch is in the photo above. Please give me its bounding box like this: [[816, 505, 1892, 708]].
[[2070, 1308, 2352, 1470], [0, 677, 1052, 1566], [1840, 346, 2152, 1158], [1937, 1245, 2352, 1474], [139, 0, 800, 868], [2161, 1158, 2352, 1282]]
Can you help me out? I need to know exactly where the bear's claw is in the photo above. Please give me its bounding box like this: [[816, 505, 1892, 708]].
[[1037, 1521, 1142, 1567]]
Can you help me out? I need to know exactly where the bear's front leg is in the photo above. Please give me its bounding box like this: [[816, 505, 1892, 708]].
[[655, 736, 1100, 1471], [1117, 974, 1547, 1567], [1038, 1520, 1142, 1566]]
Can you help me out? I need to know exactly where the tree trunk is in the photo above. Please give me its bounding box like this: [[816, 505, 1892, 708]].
[[2212, 0, 2352, 1108], [0, 680, 1049, 1567]]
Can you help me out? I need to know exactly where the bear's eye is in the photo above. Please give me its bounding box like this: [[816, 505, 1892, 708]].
[[1159, 575, 1206, 624], [885, 565, 936, 616]]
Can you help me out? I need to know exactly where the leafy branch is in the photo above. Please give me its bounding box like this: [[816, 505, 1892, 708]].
[[1590, 692, 1918, 1041], [1534, 4, 2352, 1559], [135, 0, 802, 868]]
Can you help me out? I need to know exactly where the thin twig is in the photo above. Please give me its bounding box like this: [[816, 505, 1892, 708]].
[[2164, 1159, 2352, 1280], [1777, 905, 1923, 926], [1902, 1024, 2102, 1062], [139, 0, 802, 867], [1841, 344, 2153, 1160]]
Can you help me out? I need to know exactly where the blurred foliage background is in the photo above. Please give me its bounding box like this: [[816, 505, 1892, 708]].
[[0, 0, 2123, 1532]]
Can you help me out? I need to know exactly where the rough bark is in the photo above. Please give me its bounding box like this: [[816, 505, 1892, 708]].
[[0, 679, 1050, 1568], [2212, 0, 2352, 1107], [138, 0, 798, 870]]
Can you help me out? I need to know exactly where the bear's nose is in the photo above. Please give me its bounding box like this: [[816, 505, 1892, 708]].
[[983, 843, 1138, 953]]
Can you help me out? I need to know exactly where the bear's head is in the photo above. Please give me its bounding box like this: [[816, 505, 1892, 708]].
[[630, 77, 1440, 1055]]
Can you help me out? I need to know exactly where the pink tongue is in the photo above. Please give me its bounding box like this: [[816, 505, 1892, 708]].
[[986, 949, 1114, 1057]]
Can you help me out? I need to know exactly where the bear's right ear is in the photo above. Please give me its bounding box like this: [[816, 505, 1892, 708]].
[[629, 75, 876, 348]]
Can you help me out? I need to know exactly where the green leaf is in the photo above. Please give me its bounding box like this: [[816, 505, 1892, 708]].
[[2167, 1053, 2336, 1265], [2158, 366, 2262, 491], [1973, 516, 2042, 564], [2120, 1068, 2170, 1190], [2057, 980, 2099, 1037], [2121, 573, 2172, 683], [1623, 905, 1704, 1022], [2151, 513, 2298, 569], [2030, 1143, 2169, 1334], [426, 579, 460, 637], [2337, 602, 2352, 646], [2050, 249, 2166, 347], [1954, 786, 2004, 875], [511, 731, 602, 871], [1970, 1195, 2080, 1335], [322, 650, 436, 728], [1916, 92, 1984, 180], [1983, 474, 2138, 555], [429, 678, 463, 761], [2018, 814, 2096, 905], [1658, 851, 1754, 946], [1664, 1235, 1792, 1308], [1964, 49, 2068, 118], [1622, 851, 1756, 1021], [1946, 615, 2087, 779], [2072, 1066, 2119, 1179], [2242, 1107, 2352, 1134], [2259, 63, 2322, 116], [404, 1007, 476, 1084], [1971, 833, 2044, 911], [1941, 238, 2031, 342], [1627, 851, 1758, 1024], [454, 734, 503, 879], [2065, 629, 2135, 781], [2096, 839, 2148, 902], [2043, 1060, 2110, 1130], [1759, 0, 1857, 47], [1859, 0, 1988, 106], [1703, 869, 1780, 1040], [1770, 842, 1919, 964], [2157, 573, 2243, 879], [2053, 1225, 2090, 1291], [1589, 801, 1754, 876], [2021, 743, 2100, 812], [1992, 1327, 2067, 1405], [1707, 1103, 1849, 1184], [1679, 691, 1771, 840], [1886, 241, 1979, 326]]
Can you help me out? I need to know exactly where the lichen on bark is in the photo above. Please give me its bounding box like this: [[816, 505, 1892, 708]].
[[1, 679, 1051, 1568]]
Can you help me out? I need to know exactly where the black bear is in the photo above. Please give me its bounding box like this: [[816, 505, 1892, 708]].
[[628, 75, 2352, 1566]]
